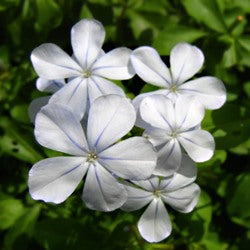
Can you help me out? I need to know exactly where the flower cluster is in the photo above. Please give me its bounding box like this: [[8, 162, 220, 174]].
[[29, 19, 226, 242]]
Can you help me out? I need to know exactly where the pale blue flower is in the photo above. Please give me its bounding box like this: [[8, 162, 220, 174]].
[[121, 155, 200, 243], [140, 94, 215, 176], [28, 95, 156, 211], [130, 43, 226, 127], [30, 19, 134, 119]]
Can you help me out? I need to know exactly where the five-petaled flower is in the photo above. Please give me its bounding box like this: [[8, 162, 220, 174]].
[[130, 43, 226, 127], [28, 95, 157, 211], [31, 19, 134, 119], [140, 95, 215, 176], [122, 155, 200, 243]]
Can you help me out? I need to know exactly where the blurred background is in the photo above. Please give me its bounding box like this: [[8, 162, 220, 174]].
[[0, 0, 250, 249]]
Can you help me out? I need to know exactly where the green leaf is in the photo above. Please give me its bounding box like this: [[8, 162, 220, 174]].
[[35, 0, 62, 31], [133, 0, 168, 15], [34, 218, 106, 249], [238, 35, 250, 67], [229, 137, 250, 155], [243, 81, 250, 98], [0, 117, 43, 163], [201, 110, 214, 130], [181, 0, 227, 33], [202, 104, 250, 149], [0, 0, 20, 11], [175, 191, 212, 242], [227, 172, 250, 228], [226, 0, 250, 14], [191, 191, 212, 237], [221, 38, 238, 68], [140, 83, 159, 93], [126, 9, 166, 43], [87, 0, 110, 5], [0, 197, 24, 230], [0, 45, 10, 66], [4, 205, 41, 248], [223, 8, 247, 36], [79, 4, 93, 19], [153, 24, 206, 55], [10, 104, 30, 124], [202, 231, 228, 250]]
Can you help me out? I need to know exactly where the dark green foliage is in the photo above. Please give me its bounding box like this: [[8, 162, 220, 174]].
[[0, 0, 250, 249]]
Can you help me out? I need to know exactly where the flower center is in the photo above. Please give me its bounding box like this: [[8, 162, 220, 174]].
[[153, 190, 161, 198], [87, 153, 98, 163], [83, 70, 91, 78], [169, 131, 178, 139], [169, 84, 178, 93]]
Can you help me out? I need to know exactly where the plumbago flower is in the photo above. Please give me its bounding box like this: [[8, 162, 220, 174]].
[[31, 19, 133, 119], [131, 43, 226, 126], [28, 95, 157, 211], [121, 154, 200, 243], [140, 94, 215, 176]]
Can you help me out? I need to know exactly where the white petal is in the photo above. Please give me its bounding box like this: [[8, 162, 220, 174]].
[[138, 198, 172, 243], [154, 139, 182, 177], [140, 95, 175, 130], [143, 128, 170, 147], [133, 90, 170, 112], [179, 76, 227, 110], [87, 75, 125, 104], [28, 96, 50, 123], [159, 154, 197, 191], [49, 77, 88, 119], [98, 49, 105, 58], [35, 103, 89, 155], [82, 162, 127, 211], [29, 157, 87, 204], [87, 95, 136, 152], [175, 96, 204, 131], [178, 130, 215, 162], [131, 46, 171, 87], [132, 176, 160, 192], [99, 137, 156, 180], [31, 43, 82, 79], [132, 90, 170, 128], [36, 78, 65, 93], [121, 181, 153, 211], [170, 43, 204, 85], [92, 48, 134, 80], [161, 183, 200, 213], [71, 19, 105, 69]]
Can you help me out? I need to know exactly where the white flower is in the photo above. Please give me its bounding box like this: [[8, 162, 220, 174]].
[[31, 19, 134, 119], [28, 95, 157, 211], [140, 94, 215, 176], [121, 155, 200, 243], [130, 43, 226, 126]]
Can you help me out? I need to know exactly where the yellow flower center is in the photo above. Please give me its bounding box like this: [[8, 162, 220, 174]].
[[87, 153, 98, 163], [169, 131, 178, 138], [83, 70, 91, 78], [169, 84, 178, 93], [154, 190, 161, 197]]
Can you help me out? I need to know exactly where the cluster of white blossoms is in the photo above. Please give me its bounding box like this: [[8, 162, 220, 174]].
[[28, 19, 226, 243]]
